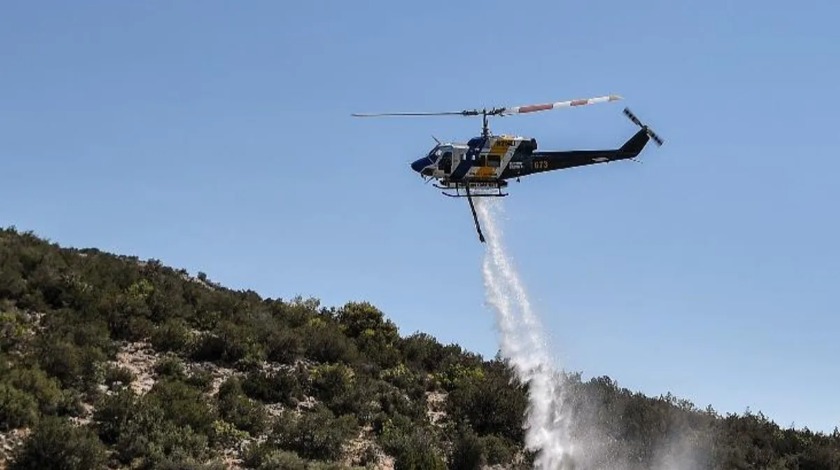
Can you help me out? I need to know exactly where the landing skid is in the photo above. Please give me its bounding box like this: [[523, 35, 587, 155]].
[[435, 180, 509, 243], [434, 180, 509, 198]]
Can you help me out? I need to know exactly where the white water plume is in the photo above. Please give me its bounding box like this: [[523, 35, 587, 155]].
[[476, 198, 575, 469]]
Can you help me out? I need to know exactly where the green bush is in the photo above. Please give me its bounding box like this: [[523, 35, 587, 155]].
[[336, 302, 401, 369], [215, 320, 266, 365], [271, 405, 357, 461], [186, 368, 214, 392], [449, 426, 485, 470], [399, 332, 446, 374], [150, 318, 192, 353], [146, 378, 216, 434], [9, 416, 107, 470], [243, 444, 307, 470], [310, 364, 353, 406], [302, 322, 359, 364], [266, 327, 304, 364], [113, 397, 212, 466], [189, 332, 226, 362], [0, 382, 39, 430], [155, 355, 187, 379], [242, 368, 305, 406], [371, 381, 426, 422], [93, 388, 136, 444], [480, 434, 517, 466], [210, 419, 250, 449], [378, 420, 445, 470], [104, 364, 136, 388], [218, 377, 268, 435], [3, 366, 64, 416], [0, 309, 29, 352], [445, 360, 527, 443]]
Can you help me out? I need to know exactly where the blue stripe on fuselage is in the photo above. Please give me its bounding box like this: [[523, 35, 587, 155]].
[[451, 137, 485, 180], [450, 159, 472, 180]]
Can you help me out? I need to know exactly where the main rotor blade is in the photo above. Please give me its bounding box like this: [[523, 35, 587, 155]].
[[351, 111, 472, 117], [499, 94, 622, 116]]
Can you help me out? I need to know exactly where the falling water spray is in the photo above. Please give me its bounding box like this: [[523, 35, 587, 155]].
[[476, 198, 575, 469]]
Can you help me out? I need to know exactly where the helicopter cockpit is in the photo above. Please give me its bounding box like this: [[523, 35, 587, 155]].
[[411, 144, 456, 177]]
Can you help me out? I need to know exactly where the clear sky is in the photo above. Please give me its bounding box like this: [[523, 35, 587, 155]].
[[2, 1, 838, 433]]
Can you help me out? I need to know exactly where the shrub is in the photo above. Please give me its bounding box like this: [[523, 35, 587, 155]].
[[0, 309, 29, 352], [189, 332, 225, 362], [337, 302, 400, 368], [186, 368, 214, 392], [154, 356, 186, 379], [215, 320, 265, 365], [310, 363, 353, 406], [445, 361, 527, 443], [400, 332, 446, 374], [449, 426, 485, 470], [146, 378, 216, 434], [378, 420, 445, 470], [265, 328, 303, 365], [150, 318, 192, 353], [93, 388, 136, 444], [3, 366, 64, 416], [217, 377, 268, 435], [243, 444, 307, 470], [242, 369, 304, 406], [9, 416, 107, 470], [481, 434, 517, 466], [104, 364, 136, 388], [0, 382, 39, 430], [271, 405, 357, 461], [210, 419, 249, 449], [302, 323, 359, 364], [114, 398, 212, 466]]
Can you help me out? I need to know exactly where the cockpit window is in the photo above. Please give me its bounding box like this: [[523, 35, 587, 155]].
[[438, 151, 452, 172], [427, 146, 441, 161]]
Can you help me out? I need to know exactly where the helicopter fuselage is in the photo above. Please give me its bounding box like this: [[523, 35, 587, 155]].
[[410, 134, 536, 183], [410, 127, 652, 186]]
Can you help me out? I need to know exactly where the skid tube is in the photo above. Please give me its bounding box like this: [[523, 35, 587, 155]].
[[435, 180, 509, 198]]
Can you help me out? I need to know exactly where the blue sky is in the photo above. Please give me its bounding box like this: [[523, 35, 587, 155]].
[[2, 1, 838, 432]]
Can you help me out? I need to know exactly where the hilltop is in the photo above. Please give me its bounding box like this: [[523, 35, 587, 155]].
[[0, 226, 838, 469]]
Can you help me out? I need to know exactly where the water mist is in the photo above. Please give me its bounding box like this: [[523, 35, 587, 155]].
[[476, 198, 575, 469]]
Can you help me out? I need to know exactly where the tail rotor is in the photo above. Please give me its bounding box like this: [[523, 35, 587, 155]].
[[623, 107, 664, 146]]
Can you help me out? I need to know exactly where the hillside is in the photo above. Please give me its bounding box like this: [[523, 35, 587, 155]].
[[0, 226, 838, 469]]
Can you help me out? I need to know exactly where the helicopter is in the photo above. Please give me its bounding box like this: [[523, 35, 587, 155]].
[[352, 94, 663, 243]]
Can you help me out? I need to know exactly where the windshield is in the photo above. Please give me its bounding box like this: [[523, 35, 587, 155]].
[[426, 145, 442, 161]]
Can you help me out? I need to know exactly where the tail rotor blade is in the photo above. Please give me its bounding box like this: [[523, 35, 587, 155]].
[[623, 107, 644, 128], [623, 107, 664, 146], [649, 131, 664, 146]]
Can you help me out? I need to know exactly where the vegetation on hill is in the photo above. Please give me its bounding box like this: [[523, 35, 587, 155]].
[[0, 226, 838, 469]]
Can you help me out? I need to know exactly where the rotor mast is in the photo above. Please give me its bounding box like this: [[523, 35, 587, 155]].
[[471, 106, 505, 137]]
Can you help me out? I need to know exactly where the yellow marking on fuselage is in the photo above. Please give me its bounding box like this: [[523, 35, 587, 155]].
[[489, 138, 514, 156], [475, 167, 496, 178]]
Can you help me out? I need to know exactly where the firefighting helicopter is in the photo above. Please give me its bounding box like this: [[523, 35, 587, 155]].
[[352, 94, 663, 243]]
